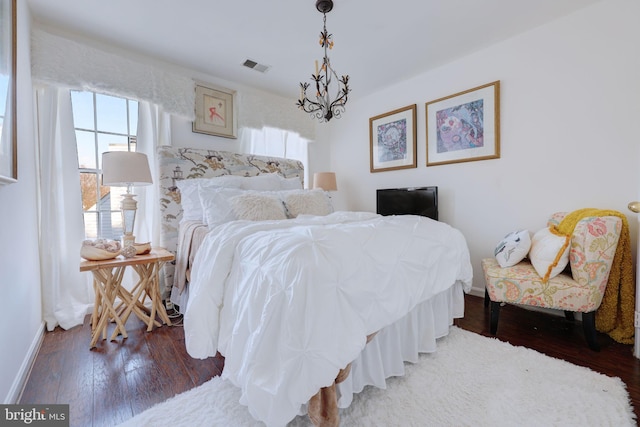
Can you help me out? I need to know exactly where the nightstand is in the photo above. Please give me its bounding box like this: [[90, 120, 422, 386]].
[[80, 247, 175, 348]]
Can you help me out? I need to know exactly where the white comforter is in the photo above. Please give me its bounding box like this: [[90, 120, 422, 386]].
[[184, 211, 472, 426]]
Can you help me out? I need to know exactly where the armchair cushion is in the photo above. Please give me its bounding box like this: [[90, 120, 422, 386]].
[[482, 258, 602, 312]]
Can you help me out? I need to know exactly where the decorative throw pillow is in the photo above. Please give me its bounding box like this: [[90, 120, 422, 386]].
[[278, 176, 304, 190], [229, 193, 287, 221], [176, 176, 244, 222], [282, 189, 333, 218], [175, 179, 204, 222], [529, 227, 571, 282], [239, 173, 283, 191], [494, 229, 531, 268], [199, 187, 246, 226]]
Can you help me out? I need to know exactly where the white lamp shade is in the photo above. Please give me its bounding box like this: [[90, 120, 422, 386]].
[[102, 151, 153, 186], [313, 172, 337, 191]]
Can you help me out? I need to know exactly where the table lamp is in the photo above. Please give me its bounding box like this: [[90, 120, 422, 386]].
[[312, 172, 337, 191], [102, 151, 152, 247]]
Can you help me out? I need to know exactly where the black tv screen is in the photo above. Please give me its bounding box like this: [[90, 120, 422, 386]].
[[376, 187, 438, 221]]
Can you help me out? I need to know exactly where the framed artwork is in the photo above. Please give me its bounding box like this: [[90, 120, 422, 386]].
[[425, 81, 500, 167], [193, 83, 237, 139], [369, 104, 417, 173], [0, 0, 17, 185]]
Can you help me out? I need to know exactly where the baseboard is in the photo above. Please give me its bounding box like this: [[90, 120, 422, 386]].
[[467, 286, 485, 298], [4, 321, 45, 404]]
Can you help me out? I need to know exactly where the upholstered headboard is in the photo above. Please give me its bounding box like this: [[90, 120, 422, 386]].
[[157, 146, 304, 296]]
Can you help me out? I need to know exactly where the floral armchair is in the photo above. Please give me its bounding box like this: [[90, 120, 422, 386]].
[[482, 212, 622, 350]]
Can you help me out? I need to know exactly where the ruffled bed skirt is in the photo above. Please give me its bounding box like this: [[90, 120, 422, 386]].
[[314, 281, 465, 411], [179, 280, 465, 420]]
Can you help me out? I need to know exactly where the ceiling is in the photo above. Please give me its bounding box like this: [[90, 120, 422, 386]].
[[27, 0, 600, 101]]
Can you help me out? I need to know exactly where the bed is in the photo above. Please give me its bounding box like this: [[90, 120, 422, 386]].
[[157, 147, 473, 426]]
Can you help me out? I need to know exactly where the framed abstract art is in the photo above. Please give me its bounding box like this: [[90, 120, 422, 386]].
[[193, 83, 237, 139], [425, 81, 500, 167], [369, 104, 417, 173]]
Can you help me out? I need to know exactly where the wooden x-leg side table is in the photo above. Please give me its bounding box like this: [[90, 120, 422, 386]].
[[80, 247, 175, 349]]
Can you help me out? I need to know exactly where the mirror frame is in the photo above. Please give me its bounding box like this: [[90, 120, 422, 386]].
[[0, 0, 16, 185]]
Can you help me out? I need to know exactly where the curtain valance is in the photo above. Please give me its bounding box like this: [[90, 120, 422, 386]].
[[31, 29, 195, 119]]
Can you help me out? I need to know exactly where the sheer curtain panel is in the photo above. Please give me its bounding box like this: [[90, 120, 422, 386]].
[[135, 101, 171, 293], [35, 86, 92, 331]]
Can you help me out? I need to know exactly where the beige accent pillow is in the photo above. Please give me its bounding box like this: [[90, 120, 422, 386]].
[[283, 190, 333, 218], [229, 193, 287, 221]]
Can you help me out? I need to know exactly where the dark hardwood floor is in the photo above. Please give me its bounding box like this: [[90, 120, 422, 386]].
[[19, 294, 640, 426]]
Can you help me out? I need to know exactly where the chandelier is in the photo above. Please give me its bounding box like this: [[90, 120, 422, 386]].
[[297, 0, 350, 122]]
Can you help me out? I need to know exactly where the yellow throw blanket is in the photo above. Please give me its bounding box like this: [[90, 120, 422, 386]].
[[556, 208, 635, 344]]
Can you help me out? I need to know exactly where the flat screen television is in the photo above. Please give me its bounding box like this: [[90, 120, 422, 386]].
[[376, 186, 438, 221]]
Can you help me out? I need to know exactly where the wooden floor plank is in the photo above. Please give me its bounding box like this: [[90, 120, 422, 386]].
[[18, 295, 640, 426]]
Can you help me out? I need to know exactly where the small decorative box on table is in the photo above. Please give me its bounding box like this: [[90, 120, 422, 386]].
[[80, 247, 175, 349]]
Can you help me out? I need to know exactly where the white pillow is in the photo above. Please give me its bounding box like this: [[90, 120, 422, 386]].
[[278, 176, 304, 190], [529, 227, 570, 281], [494, 229, 531, 268], [176, 179, 203, 222], [229, 193, 287, 221], [199, 187, 246, 226], [176, 176, 244, 222], [240, 173, 282, 191], [199, 175, 245, 189], [282, 189, 333, 218]]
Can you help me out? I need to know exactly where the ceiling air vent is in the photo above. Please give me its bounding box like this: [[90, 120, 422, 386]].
[[242, 59, 270, 73]]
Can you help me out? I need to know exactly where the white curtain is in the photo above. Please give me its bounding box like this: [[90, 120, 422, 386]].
[[35, 89, 173, 330], [35, 86, 93, 331], [240, 126, 310, 186], [134, 101, 172, 292]]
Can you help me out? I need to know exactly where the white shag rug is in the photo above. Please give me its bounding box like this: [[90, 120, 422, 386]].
[[119, 327, 635, 427]]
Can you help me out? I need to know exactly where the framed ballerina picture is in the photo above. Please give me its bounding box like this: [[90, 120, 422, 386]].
[[193, 83, 237, 139]]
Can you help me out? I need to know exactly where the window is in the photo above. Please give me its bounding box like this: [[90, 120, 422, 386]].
[[71, 91, 138, 239], [242, 127, 310, 186]]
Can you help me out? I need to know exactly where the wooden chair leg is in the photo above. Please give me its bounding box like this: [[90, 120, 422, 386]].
[[484, 288, 490, 308], [564, 311, 575, 321], [582, 311, 600, 351], [489, 301, 501, 335]]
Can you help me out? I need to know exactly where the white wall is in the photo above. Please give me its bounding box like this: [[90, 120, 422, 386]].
[[325, 0, 640, 295], [4, 0, 636, 402], [168, 72, 329, 188], [0, 3, 43, 403]]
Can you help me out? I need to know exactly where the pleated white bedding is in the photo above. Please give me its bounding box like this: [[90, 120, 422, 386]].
[[183, 211, 473, 426]]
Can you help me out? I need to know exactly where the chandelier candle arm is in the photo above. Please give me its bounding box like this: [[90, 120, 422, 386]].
[[297, 0, 350, 123]]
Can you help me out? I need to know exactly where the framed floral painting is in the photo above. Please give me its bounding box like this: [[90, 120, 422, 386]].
[[369, 104, 417, 173], [425, 81, 500, 167]]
